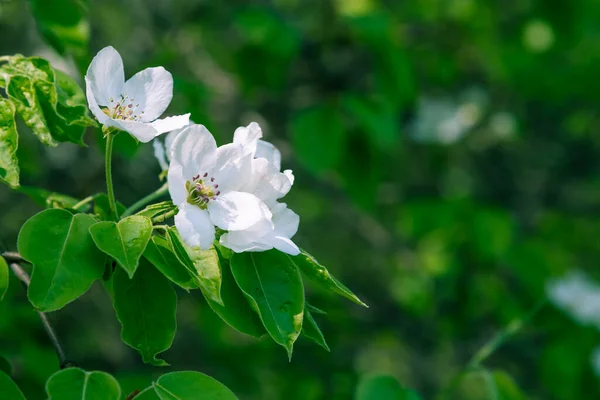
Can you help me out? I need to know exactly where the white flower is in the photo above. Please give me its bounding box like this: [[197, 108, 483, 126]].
[[153, 124, 189, 171], [220, 202, 300, 255], [85, 46, 190, 143], [219, 122, 300, 255], [547, 270, 600, 330], [168, 124, 273, 249]]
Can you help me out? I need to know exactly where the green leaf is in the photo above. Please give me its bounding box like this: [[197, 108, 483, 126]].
[[230, 250, 304, 358], [93, 193, 126, 221], [355, 375, 422, 400], [45, 368, 121, 400], [143, 236, 196, 291], [342, 94, 400, 150], [0, 257, 8, 302], [302, 307, 329, 351], [113, 260, 177, 366], [0, 356, 11, 376], [290, 103, 346, 174], [0, 55, 95, 146], [0, 98, 19, 188], [290, 250, 367, 307], [492, 371, 527, 400], [17, 209, 105, 311], [29, 0, 90, 69], [202, 247, 265, 339], [153, 371, 238, 400], [0, 370, 25, 400], [136, 201, 176, 219], [166, 227, 223, 304], [133, 387, 161, 400], [185, 245, 223, 305], [90, 216, 153, 278]]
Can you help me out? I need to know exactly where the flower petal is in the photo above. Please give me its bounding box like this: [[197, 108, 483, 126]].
[[210, 143, 250, 193], [270, 236, 300, 255], [219, 231, 272, 253], [153, 138, 168, 170], [272, 203, 300, 238], [174, 203, 215, 250], [122, 67, 174, 122], [255, 140, 282, 169], [170, 124, 217, 177], [233, 122, 263, 154], [207, 191, 272, 231], [110, 119, 158, 143], [85, 76, 111, 125], [167, 163, 187, 204], [151, 114, 191, 135], [243, 158, 292, 206], [86, 46, 124, 106]]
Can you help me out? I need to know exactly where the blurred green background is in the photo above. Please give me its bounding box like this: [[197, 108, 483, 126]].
[[2, 0, 600, 398]]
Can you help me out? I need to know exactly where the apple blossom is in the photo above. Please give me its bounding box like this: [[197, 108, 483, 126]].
[[85, 46, 190, 142], [168, 124, 273, 249]]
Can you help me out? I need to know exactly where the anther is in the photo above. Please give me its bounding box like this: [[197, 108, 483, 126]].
[[203, 172, 208, 178]]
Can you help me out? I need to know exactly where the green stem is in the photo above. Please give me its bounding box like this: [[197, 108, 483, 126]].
[[467, 298, 547, 369], [72, 195, 97, 211], [152, 208, 178, 224], [105, 132, 119, 221], [121, 182, 169, 218]]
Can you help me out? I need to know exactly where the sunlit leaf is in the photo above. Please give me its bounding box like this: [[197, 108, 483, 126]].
[[302, 307, 329, 351], [17, 209, 105, 311], [90, 216, 153, 278], [355, 375, 422, 400], [143, 236, 196, 291], [231, 250, 304, 358], [202, 247, 265, 339], [290, 250, 367, 307], [0, 98, 19, 188]]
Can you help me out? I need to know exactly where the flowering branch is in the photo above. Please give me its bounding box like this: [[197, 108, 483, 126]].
[[104, 128, 119, 221]]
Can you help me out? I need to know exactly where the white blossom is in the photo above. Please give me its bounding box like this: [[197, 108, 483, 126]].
[[168, 124, 273, 249], [547, 270, 600, 330], [220, 122, 300, 255], [85, 46, 190, 143]]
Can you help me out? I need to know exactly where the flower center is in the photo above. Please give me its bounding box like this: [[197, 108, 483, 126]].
[[186, 173, 221, 209], [102, 95, 144, 121]]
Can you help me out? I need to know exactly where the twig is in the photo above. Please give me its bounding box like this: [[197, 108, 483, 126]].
[[1, 251, 24, 263], [8, 262, 75, 369]]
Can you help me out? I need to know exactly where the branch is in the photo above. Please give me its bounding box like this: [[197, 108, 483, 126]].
[[8, 260, 76, 369]]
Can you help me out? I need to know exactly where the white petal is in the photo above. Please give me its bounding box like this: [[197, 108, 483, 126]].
[[283, 169, 295, 185], [153, 138, 168, 170], [86, 46, 125, 106], [255, 140, 282, 170], [122, 67, 173, 122], [85, 76, 111, 125], [272, 203, 300, 238], [233, 122, 263, 154], [220, 231, 272, 253], [270, 236, 300, 255], [110, 119, 158, 143], [210, 143, 250, 193], [174, 203, 215, 250], [170, 124, 217, 177], [167, 163, 188, 205], [243, 158, 292, 206], [151, 114, 191, 135], [207, 191, 272, 231]]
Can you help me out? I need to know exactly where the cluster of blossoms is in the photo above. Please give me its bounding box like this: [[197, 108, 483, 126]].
[[86, 46, 300, 255]]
